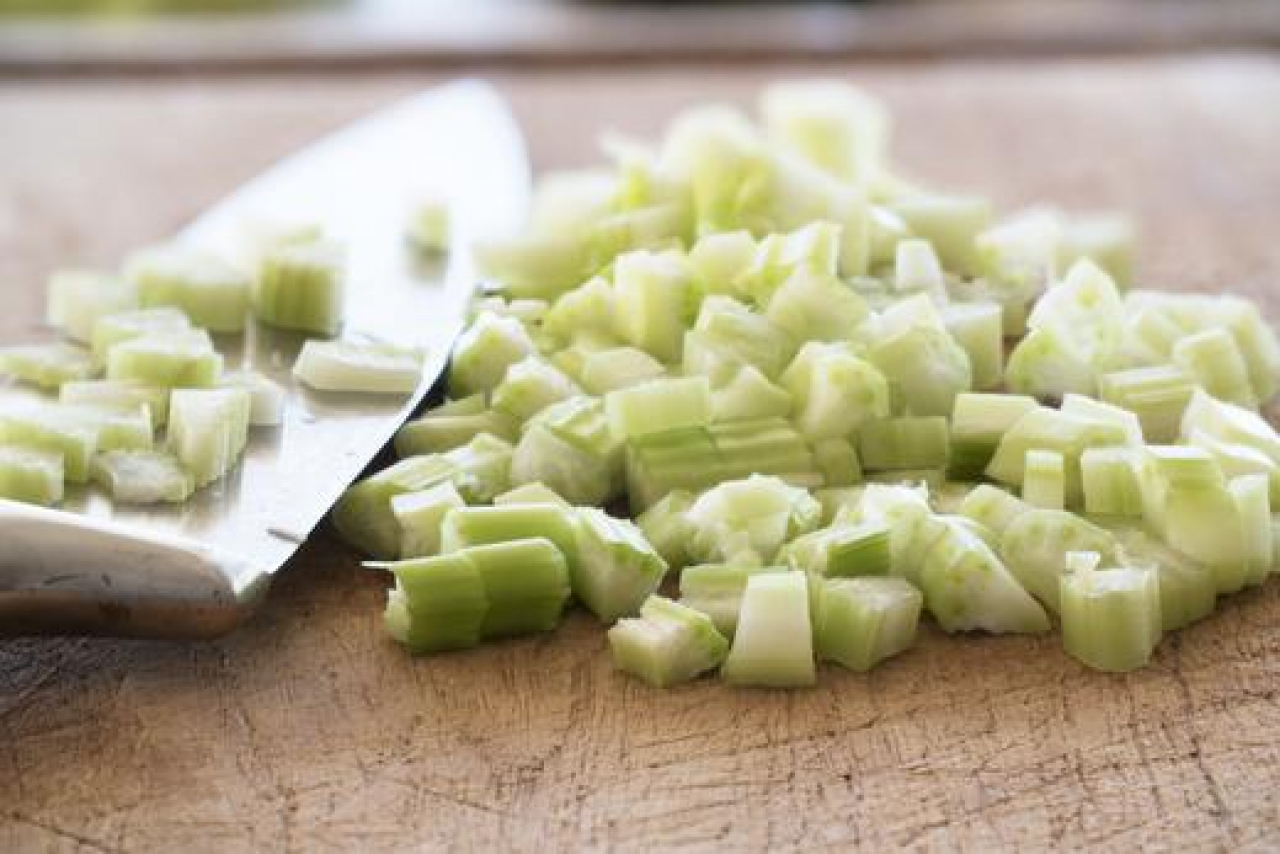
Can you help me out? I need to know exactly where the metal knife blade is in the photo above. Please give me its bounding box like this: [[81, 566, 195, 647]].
[[0, 80, 530, 638]]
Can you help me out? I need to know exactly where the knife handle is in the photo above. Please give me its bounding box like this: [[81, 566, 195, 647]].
[[0, 499, 270, 639]]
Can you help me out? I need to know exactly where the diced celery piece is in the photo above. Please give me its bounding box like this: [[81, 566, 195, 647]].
[[688, 230, 756, 299], [492, 482, 570, 507], [812, 437, 862, 487], [395, 410, 518, 457], [816, 576, 922, 672], [1098, 365, 1196, 443], [0, 409, 97, 483], [91, 307, 191, 363], [294, 340, 423, 394], [61, 379, 170, 428], [440, 504, 580, 567], [572, 508, 668, 622], [435, 394, 488, 416], [407, 196, 451, 253], [0, 444, 64, 505], [61, 403, 153, 452], [709, 365, 793, 422], [920, 515, 1050, 633], [1058, 212, 1134, 288], [1112, 527, 1216, 631], [857, 416, 950, 471], [957, 484, 1029, 538], [380, 552, 487, 653], [166, 388, 251, 488], [948, 393, 1040, 480], [579, 347, 668, 396], [1173, 328, 1257, 409], [219, 370, 285, 427], [1180, 390, 1280, 465], [1210, 295, 1280, 403], [512, 425, 615, 507], [782, 343, 889, 439], [605, 376, 710, 439], [764, 268, 869, 344], [1000, 509, 1117, 612], [1081, 447, 1144, 517], [679, 562, 786, 636], [893, 238, 945, 295], [862, 469, 947, 488], [1060, 562, 1161, 673], [91, 449, 193, 504], [1187, 429, 1280, 501], [491, 356, 581, 423], [886, 194, 990, 276], [475, 234, 593, 301], [472, 296, 549, 329], [106, 329, 221, 389], [1005, 326, 1096, 401], [542, 277, 617, 345], [942, 301, 1003, 391], [390, 481, 466, 558], [975, 209, 1060, 308], [1144, 445, 1223, 490], [721, 571, 816, 688], [685, 474, 821, 565], [1229, 473, 1272, 586], [46, 270, 138, 344], [781, 522, 892, 577], [0, 343, 97, 389], [467, 538, 572, 637], [690, 296, 792, 379], [449, 311, 538, 398], [1059, 394, 1143, 447], [985, 407, 1126, 504], [1022, 449, 1065, 510], [869, 326, 971, 417], [254, 237, 345, 336], [636, 489, 694, 569], [759, 80, 888, 184], [845, 483, 932, 583], [1026, 259, 1124, 361], [609, 596, 730, 687], [127, 244, 250, 333], [612, 249, 690, 363]]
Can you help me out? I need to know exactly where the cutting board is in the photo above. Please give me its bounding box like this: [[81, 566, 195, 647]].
[[3, 57, 1280, 851]]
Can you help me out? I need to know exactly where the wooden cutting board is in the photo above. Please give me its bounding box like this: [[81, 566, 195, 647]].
[[3, 56, 1280, 851]]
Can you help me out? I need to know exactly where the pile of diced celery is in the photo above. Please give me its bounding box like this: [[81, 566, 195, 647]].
[[0, 224, 424, 506], [344, 80, 1280, 685]]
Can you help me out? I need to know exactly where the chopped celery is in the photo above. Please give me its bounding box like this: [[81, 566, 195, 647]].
[[491, 356, 581, 423], [127, 244, 250, 333], [293, 341, 423, 394], [1180, 390, 1280, 465], [219, 370, 285, 426], [390, 481, 466, 558], [893, 238, 945, 295], [1026, 259, 1123, 362], [605, 376, 710, 439], [636, 489, 694, 569], [542, 277, 617, 345], [0, 444, 64, 505], [975, 209, 1059, 318], [449, 311, 537, 397], [382, 553, 487, 653], [815, 576, 922, 672], [948, 392, 1040, 480], [709, 365, 793, 423], [942, 302, 1004, 391], [407, 196, 451, 253], [467, 538, 572, 637], [759, 80, 888, 184], [1022, 449, 1065, 510], [684, 474, 821, 564], [1005, 326, 1096, 401], [781, 343, 889, 440], [1173, 328, 1257, 409], [764, 268, 869, 344], [1229, 474, 1272, 586], [1113, 527, 1216, 631], [679, 562, 787, 637], [985, 406, 1126, 504], [812, 437, 862, 487], [958, 484, 1029, 538], [472, 296, 548, 328], [1000, 509, 1117, 612], [688, 231, 757, 299], [845, 483, 932, 583], [612, 249, 691, 363], [1187, 429, 1280, 500], [609, 596, 729, 687], [434, 394, 488, 416], [690, 296, 792, 379], [474, 234, 593, 301], [0, 409, 97, 483], [492, 482, 570, 506], [1081, 447, 1144, 517], [106, 329, 222, 389], [1060, 393, 1143, 447], [1060, 561, 1161, 673], [511, 397, 622, 505], [254, 237, 346, 336], [579, 347, 668, 396], [60, 379, 170, 427], [91, 449, 193, 504], [46, 270, 138, 343], [868, 326, 971, 417], [0, 343, 97, 389], [886, 194, 990, 277], [780, 522, 892, 577], [1097, 365, 1196, 443], [440, 504, 580, 567], [857, 417, 950, 471], [91, 307, 191, 363], [395, 409, 518, 457], [862, 469, 947, 488], [166, 388, 251, 488], [572, 508, 669, 622], [61, 403, 153, 452], [721, 572, 816, 688]]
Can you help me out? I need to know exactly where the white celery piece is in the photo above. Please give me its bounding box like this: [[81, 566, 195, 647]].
[[573, 508, 669, 623], [985, 406, 1127, 503], [690, 295, 792, 379], [440, 504, 580, 567], [976, 209, 1061, 301], [46, 270, 138, 343], [0, 343, 97, 389], [61, 403, 153, 452], [407, 195, 451, 253], [1060, 393, 1143, 447], [0, 408, 98, 483], [391, 481, 466, 559], [293, 341, 423, 394], [1081, 447, 1144, 517], [846, 483, 932, 582], [759, 80, 888, 183], [1187, 429, 1280, 501], [0, 444, 64, 505], [1113, 527, 1216, 631], [1000, 509, 1117, 612], [91, 449, 194, 504], [710, 365, 793, 422], [1173, 328, 1257, 409], [678, 562, 786, 637], [106, 329, 222, 389], [948, 393, 1040, 480], [472, 296, 548, 328], [579, 346, 668, 395], [1060, 562, 1162, 673], [492, 482, 570, 507], [166, 388, 252, 488], [856, 416, 950, 472], [721, 572, 816, 688], [920, 516, 1050, 634], [868, 326, 972, 417], [609, 595, 729, 687], [893, 238, 946, 295], [61, 379, 170, 428], [492, 356, 582, 423], [1004, 325, 1096, 400], [764, 267, 869, 344], [395, 409, 519, 457], [511, 424, 614, 507], [91, 306, 191, 363], [449, 311, 537, 398], [688, 230, 757, 299], [127, 244, 250, 333], [1180, 389, 1280, 466], [254, 237, 346, 336], [1209, 295, 1280, 402], [816, 576, 922, 672], [475, 234, 592, 301], [942, 301, 1004, 391], [886, 194, 991, 277], [636, 489, 694, 569], [605, 376, 711, 439], [543, 277, 617, 345], [780, 522, 892, 578], [1098, 365, 1196, 443], [219, 370, 285, 426], [1022, 449, 1065, 510], [1026, 258, 1124, 361], [781, 342, 889, 440], [380, 552, 488, 653], [685, 474, 821, 565], [1229, 473, 1273, 586], [611, 249, 690, 363], [957, 484, 1029, 538], [812, 437, 862, 487]]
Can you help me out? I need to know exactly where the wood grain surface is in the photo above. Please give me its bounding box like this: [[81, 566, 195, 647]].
[[3, 56, 1280, 852]]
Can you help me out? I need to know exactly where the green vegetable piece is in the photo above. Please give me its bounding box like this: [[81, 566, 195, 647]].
[[254, 237, 346, 336], [868, 326, 971, 418], [721, 571, 816, 688], [0, 343, 97, 389], [0, 408, 97, 484], [609, 596, 730, 688], [1022, 449, 1065, 510], [91, 449, 193, 504], [395, 410, 519, 457], [440, 504, 580, 567], [999, 509, 1116, 613], [782, 342, 889, 440], [390, 481, 466, 558], [1081, 447, 1144, 517], [1173, 328, 1257, 410], [293, 341, 423, 395], [812, 437, 862, 487], [46, 270, 138, 344], [491, 356, 582, 423], [957, 484, 1030, 539], [106, 329, 222, 389], [468, 538, 572, 637], [709, 365, 793, 423], [128, 244, 250, 333], [449, 311, 539, 398], [948, 392, 1040, 480], [381, 551, 487, 653], [605, 376, 711, 440], [685, 474, 821, 565], [857, 416, 950, 471], [1060, 560, 1161, 673], [636, 489, 694, 569], [492, 482, 570, 507], [612, 249, 690, 363], [678, 562, 787, 637], [886, 194, 991, 277], [942, 301, 1004, 391], [815, 576, 922, 672], [166, 388, 251, 488], [91, 307, 191, 363], [781, 522, 892, 578], [579, 346, 667, 396], [60, 379, 170, 428], [572, 508, 668, 623], [407, 196, 451, 253], [0, 444, 64, 505], [1113, 527, 1216, 632]]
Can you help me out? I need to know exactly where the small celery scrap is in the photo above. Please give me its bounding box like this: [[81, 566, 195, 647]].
[[609, 596, 729, 687], [293, 340, 423, 394]]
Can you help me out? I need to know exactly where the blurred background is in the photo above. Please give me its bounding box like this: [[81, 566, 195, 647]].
[[2, 0, 1278, 71]]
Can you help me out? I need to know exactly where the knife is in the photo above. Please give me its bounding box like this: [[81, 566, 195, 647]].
[[0, 80, 531, 639]]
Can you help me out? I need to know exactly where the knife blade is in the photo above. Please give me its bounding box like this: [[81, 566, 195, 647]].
[[0, 79, 531, 638]]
